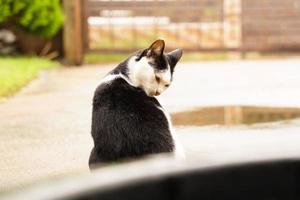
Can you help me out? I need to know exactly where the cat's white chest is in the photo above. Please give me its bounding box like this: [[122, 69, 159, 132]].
[[156, 100, 186, 160]]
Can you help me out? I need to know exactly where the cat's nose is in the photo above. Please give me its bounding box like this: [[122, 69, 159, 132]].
[[155, 91, 160, 96]]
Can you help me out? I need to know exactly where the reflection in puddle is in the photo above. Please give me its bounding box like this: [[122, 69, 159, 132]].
[[171, 106, 300, 126]]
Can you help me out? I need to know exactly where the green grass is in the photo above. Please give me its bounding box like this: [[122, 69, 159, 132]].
[[182, 52, 229, 61], [0, 57, 59, 97], [84, 53, 128, 64], [84, 52, 229, 64]]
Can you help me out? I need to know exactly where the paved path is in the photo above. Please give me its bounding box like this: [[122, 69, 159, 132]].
[[1, 60, 300, 193], [0, 65, 112, 192], [161, 59, 300, 112]]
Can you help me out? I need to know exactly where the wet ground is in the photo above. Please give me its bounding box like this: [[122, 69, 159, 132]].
[[1, 60, 300, 193]]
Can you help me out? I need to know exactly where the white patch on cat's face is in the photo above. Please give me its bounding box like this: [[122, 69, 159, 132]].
[[128, 56, 171, 97]]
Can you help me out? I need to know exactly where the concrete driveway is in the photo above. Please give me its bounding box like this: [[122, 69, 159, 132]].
[[1, 60, 300, 193]]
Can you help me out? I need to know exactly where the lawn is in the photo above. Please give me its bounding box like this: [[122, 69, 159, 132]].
[[85, 53, 128, 64], [0, 57, 59, 97]]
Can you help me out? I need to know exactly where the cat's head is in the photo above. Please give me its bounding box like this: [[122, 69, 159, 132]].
[[127, 39, 182, 97]]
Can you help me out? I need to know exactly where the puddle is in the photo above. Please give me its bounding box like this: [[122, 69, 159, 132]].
[[171, 106, 300, 126]]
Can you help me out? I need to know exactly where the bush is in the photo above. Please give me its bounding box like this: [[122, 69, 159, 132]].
[[0, 0, 63, 38]]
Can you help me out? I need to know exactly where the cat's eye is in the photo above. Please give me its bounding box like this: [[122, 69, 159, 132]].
[[165, 84, 170, 87], [155, 76, 160, 82]]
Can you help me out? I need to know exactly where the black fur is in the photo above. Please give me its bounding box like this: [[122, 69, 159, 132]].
[[167, 54, 179, 74], [89, 78, 174, 168], [135, 48, 169, 72], [89, 41, 182, 169], [110, 58, 129, 77]]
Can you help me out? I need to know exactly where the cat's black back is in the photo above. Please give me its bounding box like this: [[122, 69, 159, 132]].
[[89, 77, 174, 168]]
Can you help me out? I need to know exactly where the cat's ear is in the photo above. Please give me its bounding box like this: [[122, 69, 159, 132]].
[[135, 49, 148, 61], [147, 39, 165, 57], [167, 48, 183, 69]]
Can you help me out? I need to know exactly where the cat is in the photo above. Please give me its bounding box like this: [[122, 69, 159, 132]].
[[89, 39, 184, 169]]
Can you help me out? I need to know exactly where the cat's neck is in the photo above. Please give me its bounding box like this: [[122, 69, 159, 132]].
[[102, 56, 135, 88], [109, 56, 142, 88], [128, 55, 159, 89]]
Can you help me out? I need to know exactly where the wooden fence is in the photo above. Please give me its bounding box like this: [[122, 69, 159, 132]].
[[242, 0, 300, 52], [84, 0, 226, 53], [63, 0, 300, 65]]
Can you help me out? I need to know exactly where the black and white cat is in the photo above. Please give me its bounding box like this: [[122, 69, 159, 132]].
[[89, 40, 184, 169]]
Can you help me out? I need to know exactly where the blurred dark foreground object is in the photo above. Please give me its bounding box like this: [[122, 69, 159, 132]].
[[4, 158, 300, 200], [76, 159, 300, 200]]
